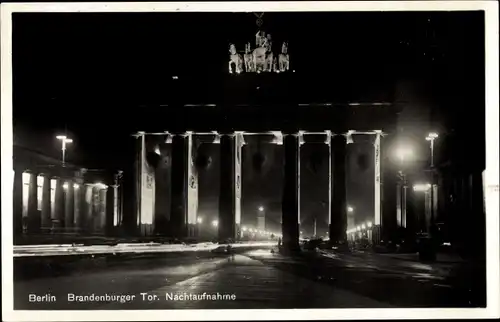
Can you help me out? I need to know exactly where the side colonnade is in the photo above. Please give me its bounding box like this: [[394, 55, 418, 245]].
[[134, 130, 384, 249], [13, 167, 123, 241]]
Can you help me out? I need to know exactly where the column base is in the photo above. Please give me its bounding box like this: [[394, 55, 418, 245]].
[[187, 223, 197, 239], [371, 225, 382, 245], [281, 222, 300, 252]]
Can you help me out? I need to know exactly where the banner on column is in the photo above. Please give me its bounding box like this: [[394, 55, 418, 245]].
[[235, 132, 243, 225], [187, 134, 198, 225], [374, 133, 381, 226], [140, 134, 155, 225]]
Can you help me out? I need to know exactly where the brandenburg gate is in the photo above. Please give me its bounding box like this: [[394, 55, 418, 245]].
[[131, 25, 399, 250]]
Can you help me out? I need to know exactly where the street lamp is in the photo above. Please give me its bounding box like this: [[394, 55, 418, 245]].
[[425, 132, 439, 168], [212, 220, 218, 227], [242, 226, 248, 231], [367, 221, 373, 228], [258, 206, 264, 212], [197, 217, 203, 224], [347, 206, 354, 213], [56, 135, 73, 166]]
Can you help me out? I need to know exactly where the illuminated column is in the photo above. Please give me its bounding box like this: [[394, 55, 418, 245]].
[[105, 185, 117, 236], [186, 132, 199, 238], [326, 131, 333, 235], [424, 189, 431, 233], [234, 131, 244, 239], [40, 174, 52, 230], [170, 133, 188, 238], [64, 180, 75, 230], [281, 132, 301, 251], [98, 187, 107, 234], [218, 133, 238, 242], [13, 168, 24, 238], [25, 171, 40, 233], [402, 177, 408, 228], [53, 177, 65, 230], [135, 132, 155, 236], [373, 131, 382, 244], [396, 181, 402, 227], [329, 134, 347, 244], [73, 182, 81, 232], [83, 183, 94, 234]]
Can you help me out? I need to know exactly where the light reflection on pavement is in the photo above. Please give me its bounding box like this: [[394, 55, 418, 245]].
[[14, 247, 480, 309]]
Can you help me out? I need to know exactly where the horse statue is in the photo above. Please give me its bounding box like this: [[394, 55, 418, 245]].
[[264, 33, 274, 72], [244, 42, 255, 72], [228, 43, 243, 74], [279, 42, 290, 72], [253, 32, 273, 72]]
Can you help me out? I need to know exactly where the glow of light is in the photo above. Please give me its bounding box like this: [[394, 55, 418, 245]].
[[212, 220, 218, 227], [63, 183, 69, 189], [367, 222, 373, 228], [22, 172, 31, 185], [413, 183, 432, 192], [197, 217, 203, 224], [94, 182, 108, 189], [73, 183, 79, 189], [154, 146, 161, 155], [242, 226, 248, 231], [356, 226, 361, 232], [258, 206, 264, 212], [361, 224, 366, 230], [172, 76, 179, 80], [396, 147, 413, 160], [427, 132, 439, 140], [249, 229, 254, 233], [347, 206, 354, 213], [56, 135, 67, 140]]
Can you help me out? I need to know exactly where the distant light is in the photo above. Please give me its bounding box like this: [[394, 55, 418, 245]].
[[426, 132, 439, 140], [249, 228, 254, 233], [396, 147, 413, 161], [73, 183, 79, 189], [242, 226, 248, 231], [212, 220, 218, 227], [172, 76, 179, 80], [63, 183, 69, 189], [367, 222, 373, 228], [356, 226, 361, 232], [197, 217, 203, 224], [56, 135, 67, 140], [347, 206, 354, 213], [413, 183, 432, 192], [361, 224, 366, 230], [258, 206, 264, 212]]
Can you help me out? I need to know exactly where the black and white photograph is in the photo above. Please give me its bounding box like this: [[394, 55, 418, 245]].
[[1, 1, 499, 320]]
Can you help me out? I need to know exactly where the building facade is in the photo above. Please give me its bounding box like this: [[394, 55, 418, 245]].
[[13, 144, 124, 244]]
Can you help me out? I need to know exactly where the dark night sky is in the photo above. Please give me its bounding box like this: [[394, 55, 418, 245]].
[[11, 11, 485, 234], [12, 11, 484, 169]]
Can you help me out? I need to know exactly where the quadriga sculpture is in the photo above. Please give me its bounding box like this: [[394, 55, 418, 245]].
[[279, 42, 290, 72], [228, 44, 243, 74]]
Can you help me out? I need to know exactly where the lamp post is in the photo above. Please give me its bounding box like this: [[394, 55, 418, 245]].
[[56, 135, 73, 167], [396, 148, 413, 229], [425, 132, 439, 168]]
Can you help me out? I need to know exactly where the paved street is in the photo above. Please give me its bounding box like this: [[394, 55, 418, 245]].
[[14, 247, 483, 310]]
